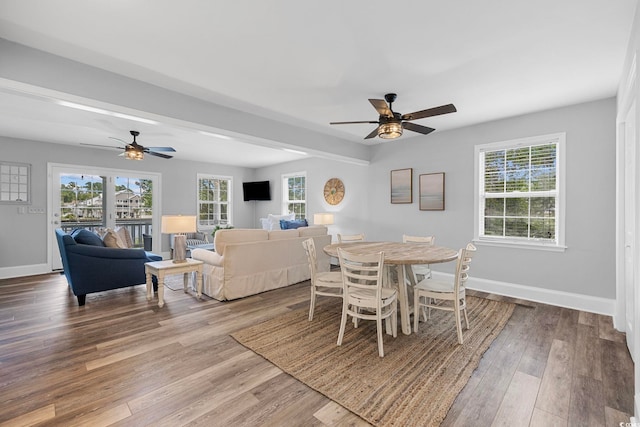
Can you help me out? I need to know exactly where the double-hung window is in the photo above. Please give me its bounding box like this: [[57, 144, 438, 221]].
[[474, 133, 565, 251], [197, 174, 232, 229], [282, 172, 306, 220]]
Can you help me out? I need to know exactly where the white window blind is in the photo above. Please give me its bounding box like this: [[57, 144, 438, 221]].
[[475, 133, 565, 250]]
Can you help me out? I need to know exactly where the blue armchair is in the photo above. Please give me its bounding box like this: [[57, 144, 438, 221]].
[[55, 228, 162, 306]]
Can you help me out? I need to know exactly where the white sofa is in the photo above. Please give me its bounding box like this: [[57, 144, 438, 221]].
[[191, 226, 331, 301]]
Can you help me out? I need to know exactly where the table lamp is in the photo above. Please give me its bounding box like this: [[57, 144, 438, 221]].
[[313, 213, 334, 226], [161, 215, 197, 263]]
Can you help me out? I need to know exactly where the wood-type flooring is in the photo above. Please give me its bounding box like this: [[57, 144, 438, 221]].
[[0, 272, 633, 426]]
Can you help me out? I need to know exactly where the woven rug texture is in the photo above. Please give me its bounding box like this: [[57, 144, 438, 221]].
[[231, 295, 515, 427]]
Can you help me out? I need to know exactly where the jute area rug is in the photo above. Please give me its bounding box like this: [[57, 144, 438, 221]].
[[231, 296, 514, 427]]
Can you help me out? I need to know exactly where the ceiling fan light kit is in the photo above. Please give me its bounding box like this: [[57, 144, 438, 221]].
[[330, 93, 456, 140], [378, 121, 403, 139], [124, 144, 144, 160]]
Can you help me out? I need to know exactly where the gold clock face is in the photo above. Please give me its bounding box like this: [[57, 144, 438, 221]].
[[324, 178, 345, 205]]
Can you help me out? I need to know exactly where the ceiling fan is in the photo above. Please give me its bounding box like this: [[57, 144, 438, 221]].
[[330, 93, 457, 140], [81, 130, 176, 160]]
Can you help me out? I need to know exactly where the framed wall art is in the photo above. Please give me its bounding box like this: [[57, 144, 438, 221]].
[[419, 172, 445, 211], [390, 168, 413, 204]]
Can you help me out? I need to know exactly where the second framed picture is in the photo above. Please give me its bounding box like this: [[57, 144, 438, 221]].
[[419, 172, 445, 211]]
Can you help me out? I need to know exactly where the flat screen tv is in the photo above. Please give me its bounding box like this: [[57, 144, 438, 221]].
[[242, 180, 271, 201]]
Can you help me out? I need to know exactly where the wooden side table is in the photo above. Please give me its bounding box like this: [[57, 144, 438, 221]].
[[145, 258, 203, 308]]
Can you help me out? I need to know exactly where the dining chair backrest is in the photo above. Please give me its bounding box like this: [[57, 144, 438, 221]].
[[402, 234, 435, 245], [402, 234, 436, 281], [454, 243, 476, 292], [337, 247, 384, 296], [337, 233, 365, 243], [302, 238, 319, 281]]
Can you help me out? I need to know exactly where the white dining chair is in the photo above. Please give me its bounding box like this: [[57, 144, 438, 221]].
[[402, 234, 435, 280], [337, 247, 397, 357], [413, 243, 476, 344], [302, 238, 343, 321], [337, 233, 365, 243]]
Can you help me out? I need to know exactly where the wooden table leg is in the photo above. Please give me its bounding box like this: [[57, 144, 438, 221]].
[[157, 272, 165, 308], [196, 270, 203, 299], [182, 272, 189, 293], [398, 265, 411, 335], [145, 270, 153, 301]]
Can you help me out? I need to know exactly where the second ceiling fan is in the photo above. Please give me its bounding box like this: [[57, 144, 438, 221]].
[[330, 93, 456, 140]]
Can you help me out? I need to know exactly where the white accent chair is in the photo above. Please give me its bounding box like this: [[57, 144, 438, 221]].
[[403, 234, 435, 280], [337, 247, 397, 357], [302, 238, 343, 321], [413, 243, 476, 344], [337, 233, 365, 243]]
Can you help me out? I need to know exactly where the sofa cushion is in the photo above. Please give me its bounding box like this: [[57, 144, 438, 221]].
[[115, 227, 133, 248], [280, 218, 308, 229], [259, 218, 270, 230], [267, 213, 295, 230], [299, 225, 328, 237], [269, 229, 299, 240], [103, 228, 127, 248], [214, 228, 269, 255], [71, 229, 105, 246]]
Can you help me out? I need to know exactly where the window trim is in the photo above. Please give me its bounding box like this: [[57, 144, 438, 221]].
[[473, 132, 566, 252], [196, 173, 233, 230], [281, 171, 306, 219]]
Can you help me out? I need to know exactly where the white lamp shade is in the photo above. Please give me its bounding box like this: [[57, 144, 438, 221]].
[[161, 215, 197, 234], [314, 213, 335, 225]]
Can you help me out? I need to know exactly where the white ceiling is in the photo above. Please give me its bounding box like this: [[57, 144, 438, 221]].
[[0, 0, 636, 167]]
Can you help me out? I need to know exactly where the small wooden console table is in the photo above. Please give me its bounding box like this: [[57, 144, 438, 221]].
[[145, 258, 203, 308]]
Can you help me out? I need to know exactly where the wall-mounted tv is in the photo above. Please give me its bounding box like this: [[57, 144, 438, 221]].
[[242, 180, 271, 201]]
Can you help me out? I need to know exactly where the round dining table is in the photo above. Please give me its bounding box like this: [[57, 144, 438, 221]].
[[323, 241, 459, 335]]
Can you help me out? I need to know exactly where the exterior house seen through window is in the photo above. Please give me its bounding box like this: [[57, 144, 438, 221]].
[[474, 132, 565, 251]]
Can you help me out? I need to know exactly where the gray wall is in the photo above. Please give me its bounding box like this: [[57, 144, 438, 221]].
[[254, 157, 369, 239], [259, 98, 616, 299], [1, 97, 617, 301]]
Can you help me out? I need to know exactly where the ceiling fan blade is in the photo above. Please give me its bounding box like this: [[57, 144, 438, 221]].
[[80, 143, 124, 150], [146, 146, 176, 152], [364, 127, 380, 139], [403, 121, 436, 135], [146, 151, 173, 159], [401, 104, 457, 121], [108, 136, 129, 145], [369, 99, 393, 117], [330, 120, 379, 125]]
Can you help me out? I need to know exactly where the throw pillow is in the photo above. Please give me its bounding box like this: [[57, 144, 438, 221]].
[[115, 227, 133, 248], [267, 213, 295, 230], [71, 228, 105, 246], [280, 219, 308, 230], [103, 228, 127, 248], [259, 218, 270, 230]]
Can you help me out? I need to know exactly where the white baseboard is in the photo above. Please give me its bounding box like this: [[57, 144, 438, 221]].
[[0, 263, 51, 280], [431, 271, 616, 316]]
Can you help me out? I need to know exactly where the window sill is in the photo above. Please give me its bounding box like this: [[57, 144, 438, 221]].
[[473, 238, 567, 252]]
